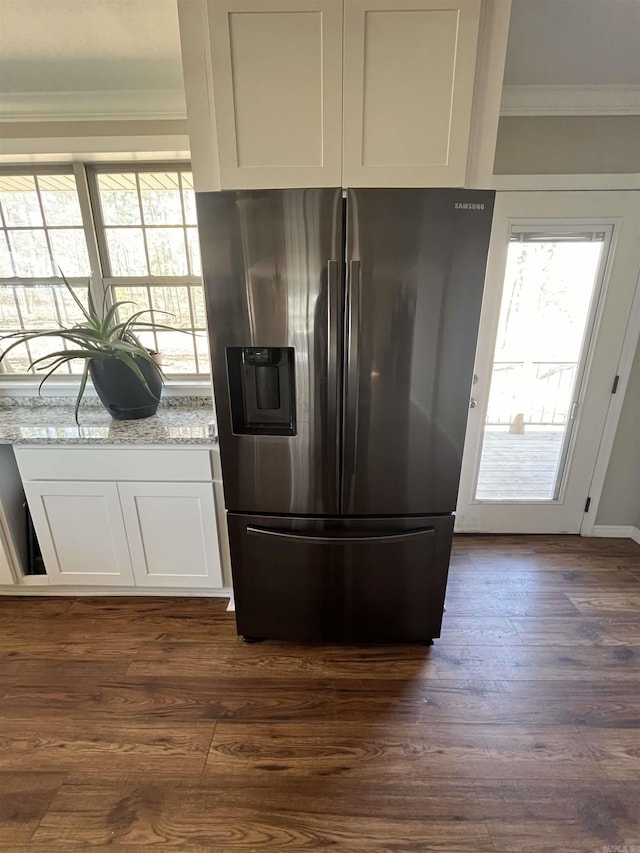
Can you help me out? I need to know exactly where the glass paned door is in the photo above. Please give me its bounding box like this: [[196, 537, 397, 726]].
[[456, 190, 640, 535], [475, 228, 609, 501]]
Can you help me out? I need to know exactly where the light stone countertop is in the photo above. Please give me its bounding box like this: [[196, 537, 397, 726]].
[[0, 396, 218, 446]]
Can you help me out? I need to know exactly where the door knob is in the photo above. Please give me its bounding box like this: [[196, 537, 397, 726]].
[[469, 397, 477, 409]]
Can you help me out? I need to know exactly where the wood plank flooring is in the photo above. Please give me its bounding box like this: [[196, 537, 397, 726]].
[[0, 534, 638, 851]]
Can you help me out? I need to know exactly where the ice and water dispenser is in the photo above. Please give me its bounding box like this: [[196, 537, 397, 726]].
[[226, 347, 296, 435]]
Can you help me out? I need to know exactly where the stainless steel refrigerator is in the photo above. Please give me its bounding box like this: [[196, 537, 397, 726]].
[[197, 188, 495, 643]]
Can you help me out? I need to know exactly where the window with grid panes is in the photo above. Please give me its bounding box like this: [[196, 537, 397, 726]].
[[0, 170, 91, 375], [90, 167, 209, 375], [0, 164, 209, 380]]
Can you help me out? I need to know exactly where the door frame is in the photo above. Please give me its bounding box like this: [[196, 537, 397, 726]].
[[456, 190, 640, 534], [582, 265, 640, 535]]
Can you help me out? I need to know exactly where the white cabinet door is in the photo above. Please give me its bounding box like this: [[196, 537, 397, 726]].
[[343, 0, 481, 187], [23, 481, 134, 586], [0, 531, 15, 584], [207, 0, 343, 189], [118, 483, 223, 588]]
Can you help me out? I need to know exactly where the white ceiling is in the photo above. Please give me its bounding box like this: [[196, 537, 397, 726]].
[[504, 0, 640, 86]]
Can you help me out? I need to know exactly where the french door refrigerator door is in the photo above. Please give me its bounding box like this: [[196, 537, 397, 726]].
[[197, 189, 343, 515], [342, 189, 495, 516], [228, 513, 454, 643]]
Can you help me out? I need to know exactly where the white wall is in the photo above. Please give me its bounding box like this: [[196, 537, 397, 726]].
[[0, 119, 189, 161], [494, 116, 640, 175], [596, 339, 640, 526]]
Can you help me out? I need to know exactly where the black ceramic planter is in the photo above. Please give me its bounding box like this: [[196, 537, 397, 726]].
[[89, 356, 162, 420]]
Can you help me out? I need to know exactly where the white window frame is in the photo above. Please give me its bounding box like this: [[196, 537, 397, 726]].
[[0, 162, 211, 397]]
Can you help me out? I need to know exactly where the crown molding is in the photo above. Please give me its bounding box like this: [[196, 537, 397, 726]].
[[0, 136, 190, 161], [0, 89, 187, 122], [501, 84, 640, 116]]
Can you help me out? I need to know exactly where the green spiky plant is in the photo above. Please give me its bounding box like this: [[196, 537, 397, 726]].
[[0, 272, 180, 423]]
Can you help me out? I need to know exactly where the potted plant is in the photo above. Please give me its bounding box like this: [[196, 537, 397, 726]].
[[0, 274, 180, 423]]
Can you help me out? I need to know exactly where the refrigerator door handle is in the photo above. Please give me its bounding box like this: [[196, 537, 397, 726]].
[[247, 525, 435, 544], [327, 259, 341, 490], [344, 258, 361, 505]]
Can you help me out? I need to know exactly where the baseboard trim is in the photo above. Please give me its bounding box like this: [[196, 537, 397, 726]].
[[591, 525, 640, 544], [0, 585, 232, 599]]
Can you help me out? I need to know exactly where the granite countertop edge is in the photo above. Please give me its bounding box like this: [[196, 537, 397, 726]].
[[0, 396, 219, 447]]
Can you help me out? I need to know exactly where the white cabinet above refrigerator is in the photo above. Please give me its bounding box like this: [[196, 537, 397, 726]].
[[178, 0, 511, 190]]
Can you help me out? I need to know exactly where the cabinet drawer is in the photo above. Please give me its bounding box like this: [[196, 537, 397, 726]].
[[15, 447, 213, 483]]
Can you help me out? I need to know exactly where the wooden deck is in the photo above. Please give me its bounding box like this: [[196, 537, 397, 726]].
[[0, 534, 639, 849], [476, 428, 565, 500]]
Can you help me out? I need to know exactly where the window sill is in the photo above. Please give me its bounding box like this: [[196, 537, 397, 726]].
[[0, 377, 213, 399]]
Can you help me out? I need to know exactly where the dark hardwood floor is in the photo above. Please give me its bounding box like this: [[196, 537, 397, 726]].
[[0, 535, 639, 851]]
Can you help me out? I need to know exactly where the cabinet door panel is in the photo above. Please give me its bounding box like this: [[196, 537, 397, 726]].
[[208, 0, 343, 188], [343, 0, 481, 187], [23, 482, 133, 586], [119, 483, 223, 588], [0, 532, 15, 584]]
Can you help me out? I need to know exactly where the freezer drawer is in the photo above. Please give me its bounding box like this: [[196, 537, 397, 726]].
[[228, 513, 454, 643]]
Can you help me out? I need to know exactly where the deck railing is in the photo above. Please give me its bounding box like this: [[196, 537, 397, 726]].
[[486, 361, 578, 426]]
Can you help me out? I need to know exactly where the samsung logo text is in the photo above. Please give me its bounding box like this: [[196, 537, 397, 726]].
[[454, 203, 485, 210]]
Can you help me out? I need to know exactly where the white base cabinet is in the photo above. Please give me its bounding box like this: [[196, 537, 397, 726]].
[[119, 482, 222, 588], [15, 446, 226, 591]]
